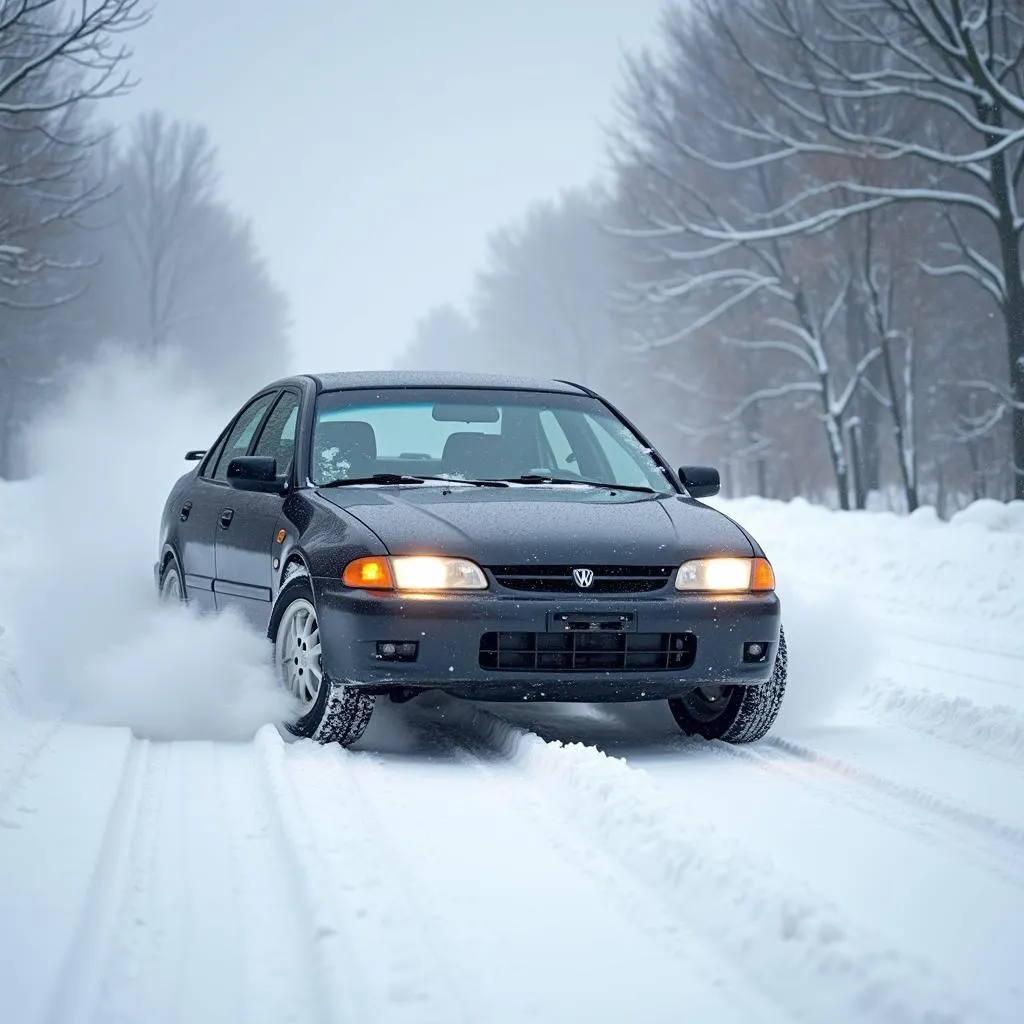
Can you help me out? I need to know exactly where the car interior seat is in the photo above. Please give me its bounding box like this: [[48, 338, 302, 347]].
[[441, 431, 520, 479], [314, 420, 377, 481]]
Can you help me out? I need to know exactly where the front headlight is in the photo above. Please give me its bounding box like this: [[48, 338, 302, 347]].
[[675, 556, 775, 592], [343, 555, 488, 591]]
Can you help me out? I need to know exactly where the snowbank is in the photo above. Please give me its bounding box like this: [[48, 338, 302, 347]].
[[864, 682, 1024, 767], [715, 495, 1024, 638], [949, 498, 1024, 534]]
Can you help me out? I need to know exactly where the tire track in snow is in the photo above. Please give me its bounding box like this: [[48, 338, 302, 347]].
[[762, 736, 1024, 848], [882, 627, 1024, 662], [39, 737, 156, 1024], [256, 725, 474, 1024], [400, 709, 794, 1024], [41, 736, 330, 1024], [708, 740, 1024, 892], [215, 740, 332, 1024], [0, 719, 65, 829], [443, 701, 1000, 1024], [885, 656, 1022, 694]]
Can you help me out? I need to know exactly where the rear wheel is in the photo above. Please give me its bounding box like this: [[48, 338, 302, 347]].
[[668, 626, 787, 744], [268, 576, 375, 746]]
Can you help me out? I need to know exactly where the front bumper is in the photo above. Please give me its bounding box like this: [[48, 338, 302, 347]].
[[310, 577, 782, 702]]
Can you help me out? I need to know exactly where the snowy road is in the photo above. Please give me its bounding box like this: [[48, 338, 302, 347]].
[[2, 484, 1023, 1023]]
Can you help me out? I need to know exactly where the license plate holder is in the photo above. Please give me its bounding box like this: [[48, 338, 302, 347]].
[[548, 611, 637, 633]]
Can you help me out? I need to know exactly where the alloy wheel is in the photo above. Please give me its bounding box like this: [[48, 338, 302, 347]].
[[275, 598, 324, 713]]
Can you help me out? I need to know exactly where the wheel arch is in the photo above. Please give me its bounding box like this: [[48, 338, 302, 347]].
[[159, 543, 184, 580], [280, 552, 311, 586]]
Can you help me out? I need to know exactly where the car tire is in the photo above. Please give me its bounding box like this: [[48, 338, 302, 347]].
[[667, 625, 788, 744], [159, 559, 186, 604], [268, 575, 375, 747]]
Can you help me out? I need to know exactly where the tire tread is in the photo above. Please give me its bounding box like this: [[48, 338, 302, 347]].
[[268, 577, 375, 748], [668, 625, 788, 744]]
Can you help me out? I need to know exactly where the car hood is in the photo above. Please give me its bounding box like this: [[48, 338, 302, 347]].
[[315, 485, 754, 564]]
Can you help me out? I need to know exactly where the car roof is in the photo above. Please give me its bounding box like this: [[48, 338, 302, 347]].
[[303, 370, 589, 394]]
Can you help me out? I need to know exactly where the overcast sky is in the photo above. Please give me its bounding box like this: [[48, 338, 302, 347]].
[[107, 0, 666, 374]]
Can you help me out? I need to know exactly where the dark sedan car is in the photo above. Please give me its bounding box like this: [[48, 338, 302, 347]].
[[156, 371, 787, 747]]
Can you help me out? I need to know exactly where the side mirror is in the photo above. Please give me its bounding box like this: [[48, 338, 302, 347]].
[[678, 465, 720, 499], [226, 456, 286, 494], [184, 449, 207, 461]]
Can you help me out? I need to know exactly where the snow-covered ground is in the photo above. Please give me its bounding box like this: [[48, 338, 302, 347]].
[[1, 354, 1022, 1024]]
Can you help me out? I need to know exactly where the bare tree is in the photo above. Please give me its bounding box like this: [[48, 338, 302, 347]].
[[0, 1, 148, 111], [0, 0, 150, 294], [472, 185, 627, 394], [84, 111, 292, 400], [0, 0, 149, 476], [398, 304, 481, 373], [674, 0, 1024, 498], [113, 111, 219, 353], [610, 4, 894, 508]]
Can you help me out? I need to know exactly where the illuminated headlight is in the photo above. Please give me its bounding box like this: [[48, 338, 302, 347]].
[[675, 557, 775, 592], [392, 556, 487, 590], [343, 555, 488, 591]]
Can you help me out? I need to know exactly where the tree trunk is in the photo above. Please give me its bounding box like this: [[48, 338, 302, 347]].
[[967, 438, 983, 501], [1002, 258, 1024, 500], [847, 420, 865, 509], [822, 401, 851, 509], [755, 456, 767, 498], [845, 285, 880, 500], [0, 380, 13, 480], [985, 118, 1024, 500]]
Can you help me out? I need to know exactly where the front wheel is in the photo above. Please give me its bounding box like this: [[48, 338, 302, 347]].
[[159, 560, 186, 604], [668, 626, 788, 744], [268, 576, 375, 746]]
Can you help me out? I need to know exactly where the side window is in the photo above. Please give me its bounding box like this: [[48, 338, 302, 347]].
[[254, 392, 300, 473], [212, 392, 276, 481]]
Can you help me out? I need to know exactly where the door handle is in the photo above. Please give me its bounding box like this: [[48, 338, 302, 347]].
[[179, 501, 192, 522], [219, 508, 235, 529]]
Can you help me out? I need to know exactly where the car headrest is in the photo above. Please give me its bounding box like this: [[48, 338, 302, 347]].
[[442, 431, 509, 478], [315, 419, 377, 479]]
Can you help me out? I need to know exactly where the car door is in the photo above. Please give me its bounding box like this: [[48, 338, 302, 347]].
[[181, 390, 277, 614], [214, 389, 301, 626], [176, 430, 233, 612]]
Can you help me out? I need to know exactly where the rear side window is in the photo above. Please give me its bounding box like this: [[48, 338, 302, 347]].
[[199, 432, 228, 479], [212, 392, 276, 481], [254, 392, 300, 473]]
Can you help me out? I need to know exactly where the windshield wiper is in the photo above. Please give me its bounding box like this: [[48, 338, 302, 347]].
[[498, 475, 660, 494], [318, 473, 508, 489]]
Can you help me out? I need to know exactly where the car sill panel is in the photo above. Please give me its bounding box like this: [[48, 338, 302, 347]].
[[212, 579, 272, 602]]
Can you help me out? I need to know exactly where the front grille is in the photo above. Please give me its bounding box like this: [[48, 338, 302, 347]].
[[488, 565, 673, 594], [479, 631, 697, 672]]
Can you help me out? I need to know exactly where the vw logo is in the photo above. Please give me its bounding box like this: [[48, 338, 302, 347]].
[[573, 567, 595, 589]]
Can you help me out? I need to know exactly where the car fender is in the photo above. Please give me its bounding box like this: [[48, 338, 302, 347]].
[[157, 542, 185, 589]]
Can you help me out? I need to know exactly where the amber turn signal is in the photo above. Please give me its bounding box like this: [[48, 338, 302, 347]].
[[751, 557, 775, 591], [342, 556, 394, 589]]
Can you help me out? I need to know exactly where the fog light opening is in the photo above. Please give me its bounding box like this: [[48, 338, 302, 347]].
[[376, 641, 419, 662], [743, 641, 769, 663]]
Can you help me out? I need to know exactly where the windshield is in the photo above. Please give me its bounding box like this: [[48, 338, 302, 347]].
[[310, 387, 674, 493]]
